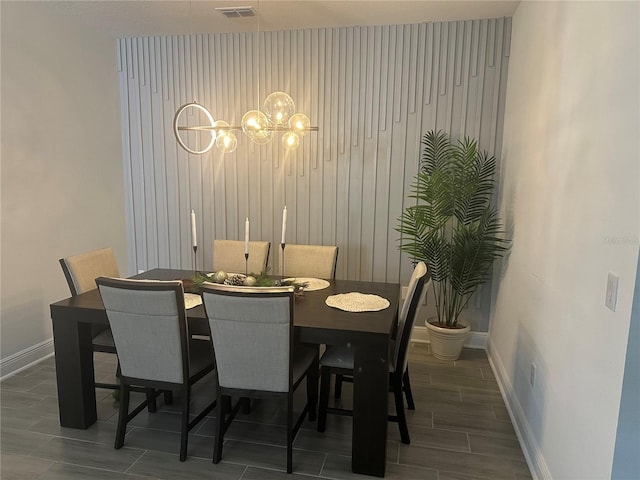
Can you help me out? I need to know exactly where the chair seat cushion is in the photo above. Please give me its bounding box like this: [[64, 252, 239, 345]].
[[92, 328, 116, 349], [189, 339, 216, 378], [321, 344, 396, 373], [292, 345, 318, 384]]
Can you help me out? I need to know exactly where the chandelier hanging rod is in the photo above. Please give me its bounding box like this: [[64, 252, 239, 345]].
[[177, 126, 319, 132]]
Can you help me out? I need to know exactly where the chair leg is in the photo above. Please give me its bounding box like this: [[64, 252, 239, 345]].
[[317, 367, 331, 432], [179, 387, 190, 461], [287, 393, 293, 474], [213, 393, 225, 464], [306, 354, 319, 422], [146, 388, 157, 413], [393, 379, 410, 444], [163, 390, 174, 405], [334, 374, 343, 399], [115, 383, 130, 449], [242, 397, 251, 414], [403, 369, 415, 411]]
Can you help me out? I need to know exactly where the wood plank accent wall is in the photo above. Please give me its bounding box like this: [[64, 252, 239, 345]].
[[117, 19, 510, 293]]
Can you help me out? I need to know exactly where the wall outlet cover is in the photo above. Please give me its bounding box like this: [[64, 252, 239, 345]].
[[605, 272, 619, 312]]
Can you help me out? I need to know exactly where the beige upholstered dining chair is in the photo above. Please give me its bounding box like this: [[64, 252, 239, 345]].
[[59, 247, 120, 391], [212, 240, 270, 275], [201, 283, 319, 473], [279, 244, 338, 279], [96, 277, 216, 462], [317, 261, 429, 445]]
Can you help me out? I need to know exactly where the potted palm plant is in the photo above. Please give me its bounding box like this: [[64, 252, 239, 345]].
[[397, 130, 507, 360]]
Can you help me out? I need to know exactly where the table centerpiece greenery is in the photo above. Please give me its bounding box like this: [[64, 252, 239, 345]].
[[186, 270, 308, 294]]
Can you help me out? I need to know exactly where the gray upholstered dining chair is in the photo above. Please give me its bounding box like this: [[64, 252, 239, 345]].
[[279, 244, 338, 279], [201, 283, 319, 474], [317, 261, 429, 445], [59, 247, 120, 390], [96, 277, 216, 461], [212, 240, 270, 275]]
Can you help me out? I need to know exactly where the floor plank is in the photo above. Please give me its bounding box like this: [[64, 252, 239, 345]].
[[0, 346, 532, 479]]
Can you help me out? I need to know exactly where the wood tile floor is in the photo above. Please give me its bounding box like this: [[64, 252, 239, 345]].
[[1, 344, 532, 479]]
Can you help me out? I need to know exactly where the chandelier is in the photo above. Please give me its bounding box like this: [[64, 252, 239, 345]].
[[173, 91, 318, 155]]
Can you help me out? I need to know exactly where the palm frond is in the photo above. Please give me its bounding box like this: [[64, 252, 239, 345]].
[[397, 129, 508, 327], [421, 130, 454, 174]]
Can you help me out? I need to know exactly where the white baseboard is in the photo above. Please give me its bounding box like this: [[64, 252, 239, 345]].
[[486, 338, 551, 480], [411, 325, 488, 349], [0, 339, 54, 381]]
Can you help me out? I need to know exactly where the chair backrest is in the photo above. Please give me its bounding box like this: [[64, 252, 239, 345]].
[[280, 244, 338, 279], [213, 240, 270, 276], [60, 247, 120, 296], [394, 262, 429, 374], [201, 283, 295, 393], [96, 277, 189, 385]]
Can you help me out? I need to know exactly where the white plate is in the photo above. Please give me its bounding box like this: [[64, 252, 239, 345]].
[[184, 293, 203, 309], [284, 277, 330, 291]]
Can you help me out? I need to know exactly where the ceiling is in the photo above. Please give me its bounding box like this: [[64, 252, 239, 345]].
[[42, 0, 519, 38]]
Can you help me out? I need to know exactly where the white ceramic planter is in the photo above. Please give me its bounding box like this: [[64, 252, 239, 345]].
[[425, 319, 471, 361]]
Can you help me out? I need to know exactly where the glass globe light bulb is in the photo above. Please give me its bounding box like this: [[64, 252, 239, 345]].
[[242, 110, 267, 133], [288, 113, 311, 136], [263, 91, 295, 126], [213, 120, 230, 139], [242, 110, 273, 144], [248, 128, 274, 144], [216, 131, 237, 153], [282, 131, 300, 150]]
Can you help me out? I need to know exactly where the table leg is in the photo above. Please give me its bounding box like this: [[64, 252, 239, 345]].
[[52, 313, 97, 428], [352, 336, 389, 477]]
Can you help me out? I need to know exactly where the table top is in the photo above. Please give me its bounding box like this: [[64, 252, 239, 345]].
[[51, 268, 400, 338]]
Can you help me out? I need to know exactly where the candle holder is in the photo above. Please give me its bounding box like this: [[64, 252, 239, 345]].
[[280, 243, 286, 279], [192, 245, 198, 274], [244, 253, 249, 276]]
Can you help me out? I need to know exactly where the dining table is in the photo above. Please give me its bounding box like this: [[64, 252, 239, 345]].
[[50, 268, 400, 477]]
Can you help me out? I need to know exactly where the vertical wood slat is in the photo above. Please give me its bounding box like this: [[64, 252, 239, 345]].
[[118, 17, 511, 307], [393, 25, 405, 123], [472, 20, 480, 76], [474, 20, 489, 141], [370, 26, 381, 138], [439, 22, 448, 96], [380, 25, 392, 132], [424, 23, 434, 105], [460, 20, 473, 135], [408, 24, 418, 113]]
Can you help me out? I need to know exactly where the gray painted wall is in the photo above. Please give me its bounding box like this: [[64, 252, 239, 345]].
[[612, 246, 640, 479], [490, 1, 639, 478], [118, 19, 511, 332], [0, 2, 128, 374]]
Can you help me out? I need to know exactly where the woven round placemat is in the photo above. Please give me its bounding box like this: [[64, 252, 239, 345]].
[[325, 292, 390, 312]]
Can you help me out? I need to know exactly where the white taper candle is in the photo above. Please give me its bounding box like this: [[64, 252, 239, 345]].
[[281, 206, 287, 244], [190, 210, 197, 248], [245, 218, 250, 254]]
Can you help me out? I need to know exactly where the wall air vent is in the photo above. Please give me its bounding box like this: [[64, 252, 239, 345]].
[[215, 6, 255, 18]]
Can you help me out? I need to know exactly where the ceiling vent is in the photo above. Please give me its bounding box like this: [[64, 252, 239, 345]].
[[215, 6, 255, 18]]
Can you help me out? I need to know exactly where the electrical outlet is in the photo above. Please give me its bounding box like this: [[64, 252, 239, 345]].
[[605, 272, 619, 311], [530, 363, 536, 387]]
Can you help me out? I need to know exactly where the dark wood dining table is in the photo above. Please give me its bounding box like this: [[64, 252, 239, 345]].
[[50, 268, 400, 477]]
